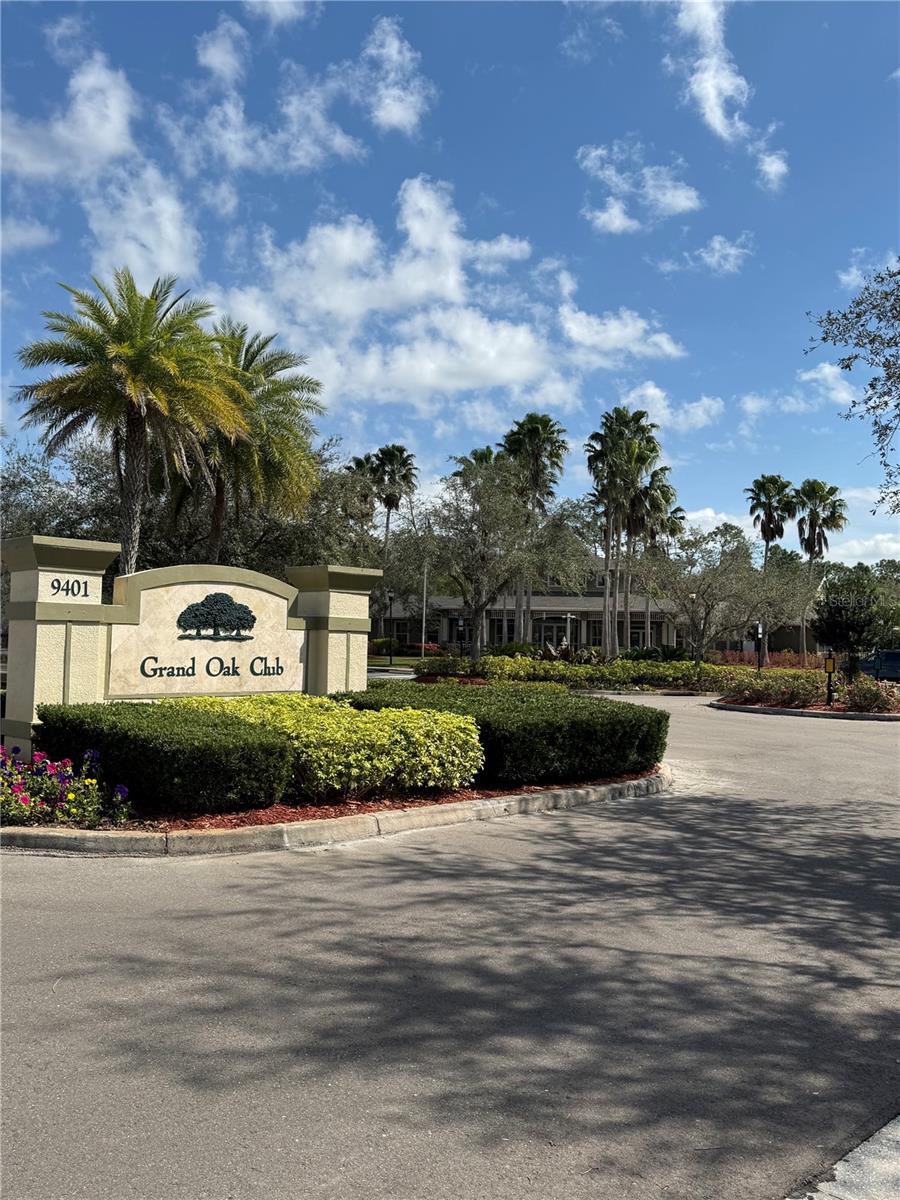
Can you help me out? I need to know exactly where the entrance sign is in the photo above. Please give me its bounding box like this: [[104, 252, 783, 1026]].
[[2, 536, 381, 753]]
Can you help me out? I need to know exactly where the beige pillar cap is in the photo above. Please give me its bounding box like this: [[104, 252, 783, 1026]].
[[1, 535, 121, 573]]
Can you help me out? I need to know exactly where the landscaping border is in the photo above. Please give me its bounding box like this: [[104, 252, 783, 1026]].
[[1, 764, 673, 857], [709, 701, 900, 722]]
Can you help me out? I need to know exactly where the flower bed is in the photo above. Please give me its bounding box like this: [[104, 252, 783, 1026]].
[[1, 745, 130, 828]]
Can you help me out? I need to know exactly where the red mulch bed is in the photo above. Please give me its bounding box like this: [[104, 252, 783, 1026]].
[[116, 766, 661, 832], [722, 699, 852, 713]]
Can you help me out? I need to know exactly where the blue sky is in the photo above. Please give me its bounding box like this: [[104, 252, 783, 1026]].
[[2, 0, 898, 561]]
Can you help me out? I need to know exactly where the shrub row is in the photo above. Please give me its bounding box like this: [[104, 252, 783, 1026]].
[[414, 655, 756, 693], [338, 681, 669, 786], [173, 694, 483, 800], [721, 671, 900, 713], [35, 703, 294, 816]]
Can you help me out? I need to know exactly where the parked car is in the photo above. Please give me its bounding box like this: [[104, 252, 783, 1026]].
[[858, 649, 900, 681]]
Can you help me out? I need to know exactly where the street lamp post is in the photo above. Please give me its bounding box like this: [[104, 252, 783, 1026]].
[[688, 592, 697, 663], [755, 621, 763, 675], [457, 616, 464, 659], [387, 590, 395, 667]]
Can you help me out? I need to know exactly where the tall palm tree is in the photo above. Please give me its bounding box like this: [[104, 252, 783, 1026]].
[[373, 443, 418, 560], [17, 268, 248, 574], [745, 473, 796, 662], [626, 466, 678, 650], [585, 407, 661, 656], [500, 413, 568, 642], [204, 319, 323, 562], [794, 478, 848, 664]]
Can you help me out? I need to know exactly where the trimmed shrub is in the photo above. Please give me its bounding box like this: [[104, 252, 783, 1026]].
[[844, 676, 900, 713], [412, 655, 479, 677], [488, 641, 539, 659], [35, 703, 294, 816], [340, 681, 669, 785], [720, 670, 824, 709], [479, 655, 767, 694], [368, 637, 402, 656], [404, 642, 444, 657], [173, 694, 484, 800]]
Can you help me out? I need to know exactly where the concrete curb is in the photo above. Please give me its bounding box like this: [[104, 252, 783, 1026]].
[[0, 764, 673, 858], [709, 700, 900, 722]]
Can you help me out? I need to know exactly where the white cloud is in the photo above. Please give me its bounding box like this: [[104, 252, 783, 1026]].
[[242, 1, 321, 28], [622, 380, 724, 433], [828, 533, 900, 564], [356, 16, 437, 136], [199, 179, 239, 218], [655, 231, 753, 276], [796, 362, 857, 406], [559, 4, 624, 63], [2, 51, 137, 180], [161, 16, 434, 178], [684, 506, 755, 535], [756, 148, 789, 192], [43, 14, 89, 66], [836, 247, 896, 290], [196, 16, 250, 87], [670, 1, 789, 192], [695, 232, 753, 274], [82, 162, 201, 287], [576, 138, 701, 233], [582, 197, 642, 235], [560, 306, 686, 368], [1, 218, 59, 255]]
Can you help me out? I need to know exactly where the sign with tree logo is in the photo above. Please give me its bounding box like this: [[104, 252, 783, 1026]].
[[176, 593, 257, 641]]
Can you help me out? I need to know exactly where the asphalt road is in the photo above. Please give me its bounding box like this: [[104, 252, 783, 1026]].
[[3, 697, 899, 1200]]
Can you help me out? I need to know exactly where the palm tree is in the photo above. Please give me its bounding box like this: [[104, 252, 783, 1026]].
[[585, 407, 661, 656], [203, 319, 323, 562], [499, 413, 568, 643], [794, 478, 848, 664], [373, 443, 418, 560], [627, 466, 678, 650], [745, 473, 797, 662], [17, 268, 248, 574], [451, 445, 502, 474]]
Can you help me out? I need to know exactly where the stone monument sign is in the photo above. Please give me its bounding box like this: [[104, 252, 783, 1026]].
[[2, 535, 381, 754]]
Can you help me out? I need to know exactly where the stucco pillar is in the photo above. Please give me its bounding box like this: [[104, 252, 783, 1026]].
[[287, 565, 382, 695], [2, 535, 120, 754]]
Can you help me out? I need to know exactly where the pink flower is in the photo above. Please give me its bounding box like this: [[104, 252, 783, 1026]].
[[18, 796, 30, 806], [32, 752, 46, 764]]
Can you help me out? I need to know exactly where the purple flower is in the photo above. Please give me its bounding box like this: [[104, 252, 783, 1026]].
[[113, 784, 129, 799]]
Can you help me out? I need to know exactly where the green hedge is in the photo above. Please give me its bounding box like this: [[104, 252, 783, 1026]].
[[34, 703, 294, 816], [171, 694, 484, 800], [339, 682, 669, 786], [415, 655, 816, 694], [719, 670, 824, 709]]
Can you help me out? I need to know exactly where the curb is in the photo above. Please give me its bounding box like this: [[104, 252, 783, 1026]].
[[709, 701, 900, 722], [0, 764, 673, 858]]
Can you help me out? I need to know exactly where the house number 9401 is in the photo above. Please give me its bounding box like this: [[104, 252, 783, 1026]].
[[50, 578, 90, 598]]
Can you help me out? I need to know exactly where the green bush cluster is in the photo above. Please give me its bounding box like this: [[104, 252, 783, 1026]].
[[340, 681, 669, 786], [476, 655, 753, 693], [720, 670, 825, 709], [35, 703, 294, 816], [413, 655, 480, 677], [173, 694, 484, 800], [844, 676, 900, 713]]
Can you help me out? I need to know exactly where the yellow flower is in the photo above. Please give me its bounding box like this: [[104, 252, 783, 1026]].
[[67, 792, 76, 801]]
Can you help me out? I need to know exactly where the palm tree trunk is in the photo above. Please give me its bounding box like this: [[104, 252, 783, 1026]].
[[602, 518, 612, 656], [207, 474, 227, 564], [800, 555, 812, 667], [610, 522, 622, 657], [379, 506, 393, 639], [120, 409, 147, 576], [761, 537, 770, 666], [623, 533, 633, 652]]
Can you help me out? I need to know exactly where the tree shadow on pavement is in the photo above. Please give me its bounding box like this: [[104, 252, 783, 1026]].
[[51, 788, 900, 1199]]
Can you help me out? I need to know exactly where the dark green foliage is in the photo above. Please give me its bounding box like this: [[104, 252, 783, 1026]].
[[176, 592, 256, 639], [34, 703, 293, 816], [339, 682, 669, 785], [810, 564, 882, 674]]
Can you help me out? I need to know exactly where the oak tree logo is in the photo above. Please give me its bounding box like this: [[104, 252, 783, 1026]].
[[176, 593, 257, 641]]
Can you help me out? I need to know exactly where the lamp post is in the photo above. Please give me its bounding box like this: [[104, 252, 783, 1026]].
[[457, 616, 464, 658], [755, 621, 763, 675], [387, 590, 395, 666], [687, 592, 697, 663]]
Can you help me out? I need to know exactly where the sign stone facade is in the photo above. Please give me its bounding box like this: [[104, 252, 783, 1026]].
[[2, 536, 381, 754]]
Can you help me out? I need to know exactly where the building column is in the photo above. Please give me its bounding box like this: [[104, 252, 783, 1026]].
[[2, 535, 120, 755], [287, 564, 382, 695]]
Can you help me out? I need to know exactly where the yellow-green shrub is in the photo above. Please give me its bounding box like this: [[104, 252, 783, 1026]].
[[170, 694, 483, 800]]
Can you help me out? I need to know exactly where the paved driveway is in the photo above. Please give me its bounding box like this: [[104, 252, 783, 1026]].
[[2, 698, 898, 1200]]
